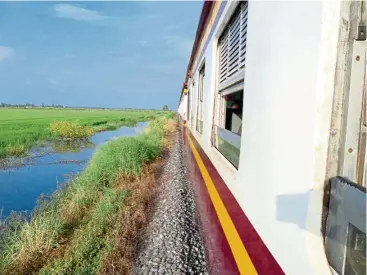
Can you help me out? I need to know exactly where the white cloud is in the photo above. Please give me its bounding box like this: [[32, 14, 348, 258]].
[[137, 40, 149, 46], [0, 46, 14, 62], [48, 78, 58, 85], [164, 35, 193, 60], [64, 53, 77, 59], [164, 23, 186, 33], [54, 4, 109, 22], [143, 13, 161, 21]]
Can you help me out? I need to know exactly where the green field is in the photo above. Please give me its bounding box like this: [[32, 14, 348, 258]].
[[0, 108, 170, 158]]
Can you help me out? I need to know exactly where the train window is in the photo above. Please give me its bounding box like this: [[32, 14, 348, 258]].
[[325, 177, 366, 275], [212, 1, 247, 168], [196, 64, 205, 134]]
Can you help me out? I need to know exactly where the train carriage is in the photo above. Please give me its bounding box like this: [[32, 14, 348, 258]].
[[178, 1, 366, 275]]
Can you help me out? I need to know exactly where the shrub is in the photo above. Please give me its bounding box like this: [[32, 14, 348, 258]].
[[6, 145, 27, 156], [50, 121, 94, 139]]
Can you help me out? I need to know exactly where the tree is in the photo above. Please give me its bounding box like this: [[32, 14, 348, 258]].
[[162, 105, 169, 111]]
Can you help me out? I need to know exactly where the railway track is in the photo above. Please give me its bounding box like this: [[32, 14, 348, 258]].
[[133, 128, 208, 275]]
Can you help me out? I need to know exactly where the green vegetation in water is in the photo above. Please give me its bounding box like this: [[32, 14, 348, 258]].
[[52, 140, 95, 153], [0, 108, 174, 158], [0, 116, 173, 274]]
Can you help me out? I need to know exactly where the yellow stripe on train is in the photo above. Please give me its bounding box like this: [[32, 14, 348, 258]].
[[186, 133, 258, 275]]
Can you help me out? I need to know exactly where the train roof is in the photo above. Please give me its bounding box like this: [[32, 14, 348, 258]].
[[179, 1, 214, 103]]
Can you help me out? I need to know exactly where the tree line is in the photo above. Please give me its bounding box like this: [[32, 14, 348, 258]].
[[0, 102, 64, 108], [0, 102, 171, 111]]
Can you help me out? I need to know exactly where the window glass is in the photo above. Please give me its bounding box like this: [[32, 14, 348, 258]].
[[224, 91, 243, 135], [345, 223, 366, 275]]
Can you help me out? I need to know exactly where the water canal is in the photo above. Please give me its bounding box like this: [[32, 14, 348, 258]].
[[0, 122, 147, 217]]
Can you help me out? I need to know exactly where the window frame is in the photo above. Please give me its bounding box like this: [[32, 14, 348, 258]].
[[196, 61, 205, 134], [211, 1, 247, 169]]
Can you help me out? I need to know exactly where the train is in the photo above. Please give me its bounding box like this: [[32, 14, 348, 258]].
[[177, 1, 366, 275]]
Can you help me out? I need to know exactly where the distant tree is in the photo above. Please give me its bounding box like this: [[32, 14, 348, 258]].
[[162, 105, 169, 111]]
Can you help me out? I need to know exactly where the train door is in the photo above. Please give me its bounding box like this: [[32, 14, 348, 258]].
[[325, 0, 366, 187], [324, 1, 366, 274]]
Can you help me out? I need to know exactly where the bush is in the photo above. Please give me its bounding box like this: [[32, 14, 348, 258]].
[[6, 145, 27, 156], [50, 121, 94, 139]]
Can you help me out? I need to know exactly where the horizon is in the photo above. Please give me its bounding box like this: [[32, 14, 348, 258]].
[[0, 101, 173, 111]]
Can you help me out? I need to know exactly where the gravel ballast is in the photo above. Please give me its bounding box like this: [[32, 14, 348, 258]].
[[133, 129, 208, 275]]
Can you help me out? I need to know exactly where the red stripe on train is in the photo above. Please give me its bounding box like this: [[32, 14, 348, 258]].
[[183, 128, 238, 274]]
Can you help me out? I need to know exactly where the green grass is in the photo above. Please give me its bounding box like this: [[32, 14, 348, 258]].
[[0, 117, 170, 275], [0, 108, 172, 158], [39, 188, 130, 275]]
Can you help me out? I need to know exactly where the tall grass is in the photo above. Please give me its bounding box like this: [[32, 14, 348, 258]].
[[39, 189, 130, 275], [0, 117, 172, 274]]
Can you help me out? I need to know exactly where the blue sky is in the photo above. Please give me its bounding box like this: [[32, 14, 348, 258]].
[[0, 1, 202, 109]]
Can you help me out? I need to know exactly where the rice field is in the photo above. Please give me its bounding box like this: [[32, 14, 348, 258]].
[[0, 108, 170, 158]]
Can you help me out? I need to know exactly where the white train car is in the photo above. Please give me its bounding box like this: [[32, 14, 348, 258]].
[[178, 1, 366, 275]]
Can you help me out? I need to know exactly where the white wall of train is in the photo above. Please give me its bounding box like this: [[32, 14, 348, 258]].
[[178, 1, 366, 275]]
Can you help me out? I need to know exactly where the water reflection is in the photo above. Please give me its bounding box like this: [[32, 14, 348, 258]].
[[0, 122, 147, 217], [52, 139, 95, 153]]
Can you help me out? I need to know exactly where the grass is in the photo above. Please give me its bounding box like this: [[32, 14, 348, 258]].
[[0, 108, 173, 158], [39, 188, 131, 275], [0, 116, 176, 274]]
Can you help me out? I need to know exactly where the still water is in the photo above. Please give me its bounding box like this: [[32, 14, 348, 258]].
[[0, 122, 147, 217]]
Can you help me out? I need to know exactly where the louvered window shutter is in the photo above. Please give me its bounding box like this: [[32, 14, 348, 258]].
[[218, 2, 248, 85], [219, 29, 229, 84]]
